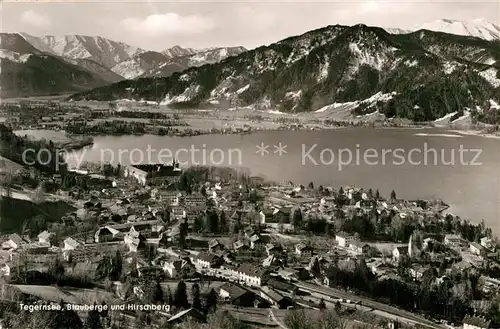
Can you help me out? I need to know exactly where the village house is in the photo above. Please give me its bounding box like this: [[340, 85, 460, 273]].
[[266, 243, 283, 256], [94, 226, 121, 243], [0, 262, 17, 277], [250, 234, 265, 250], [184, 194, 207, 207], [409, 264, 430, 281], [37, 231, 53, 245], [277, 268, 299, 281], [463, 315, 490, 329], [480, 237, 494, 251], [392, 246, 409, 262], [237, 263, 264, 287], [2, 234, 28, 251], [259, 286, 294, 309], [171, 207, 187, 221], [124, 161, 182, 186], [335, 232, 354, 248], [63, 237, 81, 252], [244, 226, 255, 239], [208, 239, 223, 253], [233, 240, 250, 253], [444, 234, 465, 248], [267, 278, 298, 295], [263, 254, 283, 268], [295, 243, 313, 257], [470, 242, 486, 257], [163, 258, 195, 278], [191, 252, 220, 269], [349, 241, 371, 256], [23, 241, 50, 254], [218, 283, 256, 307]]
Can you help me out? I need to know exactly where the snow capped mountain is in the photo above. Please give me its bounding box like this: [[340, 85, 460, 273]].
[[111, 51, 169, 79], [413, 19, 500, 41], [162, 45, 197, 58], [12, 32, 247, 80], [384, 28, 410, 35], [73, 23, 500, 123], [19, 33, 145, 69], [141, 46, 247, 78], [0, 33, 107, 98]]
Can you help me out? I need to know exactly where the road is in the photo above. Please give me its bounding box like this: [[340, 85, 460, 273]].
[[294, 282, 444, 329], [269, 309, 289, 329]]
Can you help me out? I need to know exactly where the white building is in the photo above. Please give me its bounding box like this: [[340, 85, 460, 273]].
[[480, 237, 494, 250], [335, 232, 354, 248], [444, 234, 464, 247], [237, 263, 263, 287], [37, 231, 53, 245], [469, 243, 485, 257], [63, 237, 81, 252]]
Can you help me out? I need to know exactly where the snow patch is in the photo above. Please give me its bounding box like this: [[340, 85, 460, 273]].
[[236, 84, 250, 94], [405, 59, 418, 67], [442, 61, 457, 74], [451, 110, 471, 124], [317, 57, 330, 82], [0, 50, 31, 63], [315, 91, 396, 113], [433, 112, 458, 125], [348, 42, 389, 75], [479, 68, 500, 88]]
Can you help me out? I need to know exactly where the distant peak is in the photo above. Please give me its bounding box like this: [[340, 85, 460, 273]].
[[413, 18, 500, 41]]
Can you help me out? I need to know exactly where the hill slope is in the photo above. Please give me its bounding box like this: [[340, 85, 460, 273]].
[[70, 24, 500, 121]]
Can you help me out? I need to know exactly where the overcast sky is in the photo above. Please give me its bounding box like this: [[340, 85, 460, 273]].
[[1, 0, 499, 51]]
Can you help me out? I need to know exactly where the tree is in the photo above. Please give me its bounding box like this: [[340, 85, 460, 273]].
[[311, 257, 322, 278], [308, 182, 314, 190], [48, 257, 65, 279], [145, 280, 164, 304], [191, 283, 202, 310], [292, 208, 303, 230], [204, 288, 218, 313], [57, 309, 84, 329], [179, 222, 188, 249], [390, 190, 397, 201], [110, 249, 122, 281], [220, 211, 228, 233], [375, 189, 380, 200], [174, 281, 189, 309], [166, 286, 174, 306]]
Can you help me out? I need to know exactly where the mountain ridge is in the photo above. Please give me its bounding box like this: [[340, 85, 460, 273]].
[[387, 18, 500, 41], [70, 23, 500, 122]]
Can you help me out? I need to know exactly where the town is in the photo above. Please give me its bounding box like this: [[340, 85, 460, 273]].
[[0, 123, 499, 329]]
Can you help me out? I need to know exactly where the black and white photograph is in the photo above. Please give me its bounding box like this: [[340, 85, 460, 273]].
[[0, 0, 500, 328]]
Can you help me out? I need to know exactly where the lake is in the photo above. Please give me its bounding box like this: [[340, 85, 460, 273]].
[[16, 128, 500, 234]]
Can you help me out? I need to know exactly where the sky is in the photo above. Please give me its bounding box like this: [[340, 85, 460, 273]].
[[1, 0, 499, 51]]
